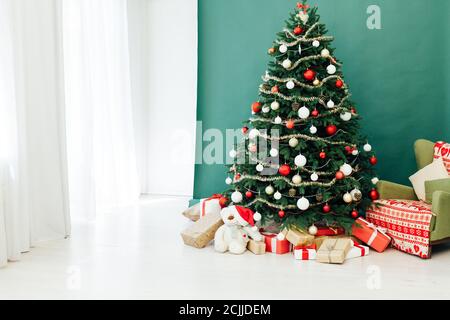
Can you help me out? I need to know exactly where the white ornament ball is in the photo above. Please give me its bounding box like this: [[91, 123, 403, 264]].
[[309, 125, 317, 134], [231, 191, 243, 203], [248, 129, 260, 139], [282, 59, 292, 69], [313, 79, 320, 86], [274, 116, 282, 124], [350, 189, 363, 202], [352, 149, 359, 156], [340, 112, 352, 122], [308, 225, 318, 236], [363, 143, 372, 152], [327, 99, 335, 109], [343, 192, 353, 203], [297, 197, 310, 211], [279, 44, 288, 53], [320, 48, 330, 58], [340, 163, 353, 176], [312, 40, 320, 48], [274, 191, 282, 200], [292, 175, 302, 184], [256, 163, 264, 172], [265, 185, 275, 195], [298, 106, 310, 119], [286, 80, 295, 90], [225, 177, 233, 185], [371, 177, 380, 185], [262, 106, 270, 113], [277, 232, 285, 241], [310, 172, 319, 182], [294, 154, 307, 167], [327, 64, 337, 75], [229, 149, 237, 158], [271, 101, 280, 111], [253, 212, 262, 222], [289, 137, 299, 148], [270, 148, 279, 157]]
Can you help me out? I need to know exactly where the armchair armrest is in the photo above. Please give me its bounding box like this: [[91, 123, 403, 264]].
[[376, 180, 417, 200], [430, 191, 450, 242]]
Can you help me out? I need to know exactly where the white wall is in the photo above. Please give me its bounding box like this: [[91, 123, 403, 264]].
[[129, 0, 197, 196]]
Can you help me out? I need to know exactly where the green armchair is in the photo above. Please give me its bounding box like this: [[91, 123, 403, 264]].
[[377, 139, 450, 244]]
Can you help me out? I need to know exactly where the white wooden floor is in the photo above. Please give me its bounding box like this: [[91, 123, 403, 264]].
[[1, 195, 450, 300]]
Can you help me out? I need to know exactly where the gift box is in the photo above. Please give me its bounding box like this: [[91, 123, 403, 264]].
[[317, 238, 353, 264], [247, 240, 266, 255], [181, 211, 224, 248], [182, 194, 223, 221], [262, 232, 292, 254], [285, 227, 314, 246], [315, 226, 345, 237], [314, 235, 354, 249], [293, 244, 317, 260], [351, 217, 391, 253], [346, 241, 370, 260]]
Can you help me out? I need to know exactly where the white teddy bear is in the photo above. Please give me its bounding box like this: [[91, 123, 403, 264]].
[[214, 205, 263, 254]]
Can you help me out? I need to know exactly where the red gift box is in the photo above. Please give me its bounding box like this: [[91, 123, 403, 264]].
[[262, 233, 292, 254], [352, 217, 391, 253], [294, 244, 317, 260], [315, 226, 345, 237]]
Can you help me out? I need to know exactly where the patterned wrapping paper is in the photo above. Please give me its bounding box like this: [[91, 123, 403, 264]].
[[433, 141, 450, 175], [366, 200, 433, 259]]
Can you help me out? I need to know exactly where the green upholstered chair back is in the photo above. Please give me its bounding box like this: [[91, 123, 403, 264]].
[[414, 139, 435, 170]]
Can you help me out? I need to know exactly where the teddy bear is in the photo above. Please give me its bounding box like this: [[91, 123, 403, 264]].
[[214, 205, 263, 254]]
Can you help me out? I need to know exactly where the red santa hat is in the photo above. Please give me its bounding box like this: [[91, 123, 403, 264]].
[[229, 205, 261, 227]]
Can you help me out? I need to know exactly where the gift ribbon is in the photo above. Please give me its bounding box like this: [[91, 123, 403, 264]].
[[201, 194, 222, 217], [352, 241, 367, 256], [294, 244, 317, 260], [362, 220, 389, 246]]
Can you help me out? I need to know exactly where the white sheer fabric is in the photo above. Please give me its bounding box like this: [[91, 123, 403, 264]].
[[0, 0, 70, 267]]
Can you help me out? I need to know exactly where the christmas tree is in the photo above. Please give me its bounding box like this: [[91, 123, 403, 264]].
[[223, 1, 379, 232]]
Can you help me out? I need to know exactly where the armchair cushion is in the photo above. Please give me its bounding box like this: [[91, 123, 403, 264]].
[[433, 141, 450, 175], [409, 159, 448, 201], [376, 180, 417, 200], [425, 178, 450, 204]]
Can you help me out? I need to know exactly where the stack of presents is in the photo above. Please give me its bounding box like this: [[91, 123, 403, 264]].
[[181, 140, 450, 262]]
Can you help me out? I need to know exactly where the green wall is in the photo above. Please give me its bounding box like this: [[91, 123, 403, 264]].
[[194, 0, 450, 199]]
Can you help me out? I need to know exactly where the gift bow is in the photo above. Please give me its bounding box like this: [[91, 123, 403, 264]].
[[201, 194, 222, 217], [297, 3, 310, 13], [365, 221, 389, 246]]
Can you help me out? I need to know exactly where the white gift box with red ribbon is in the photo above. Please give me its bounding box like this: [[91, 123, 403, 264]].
[[199, 194, 223, 219], [346, 241, 370, 259]]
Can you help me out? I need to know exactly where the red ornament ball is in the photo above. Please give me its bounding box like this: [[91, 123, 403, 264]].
[[242, 126, 249, 134], [245, 191, 253, 199], [279, 164, 291, 176], [286, 120, 295, 129], [345, 146, 352, 154], [303, 69, 316, 81], [234, 173, 241, 181], [293, 26, 303, 35], [370, 156, 378, 166], [219, 197, 229, 208], [350, 107, 357, 114], [278, 210, 286, 218], [252, 102, 262, 113], [326, 124, 337, 136], [322, 204, 331, 213], [268, 47, 276, 55], [351, 209, 359, 219], [335, 79, 344, 88], [335, 171, 345, 180], [319, 151, 326, 159], [311, 109, 319, 117], [369, 188, 380, 200], [271, 85, 279, 93]]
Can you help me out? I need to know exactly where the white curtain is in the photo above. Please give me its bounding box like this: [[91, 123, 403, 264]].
[[0, 0, 70, 267], [63, 0, 141, 220]]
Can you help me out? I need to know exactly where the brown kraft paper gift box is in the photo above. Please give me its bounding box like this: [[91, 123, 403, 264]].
[[284, 227, 314, 246], [316, 238, 353, 264], [247, 240, 266, 255], [181, 211, 224, 248]]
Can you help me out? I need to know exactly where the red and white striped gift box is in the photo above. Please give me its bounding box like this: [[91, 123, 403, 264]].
[[262, 233, 292, 254]]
